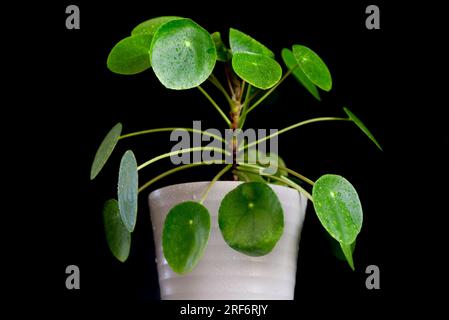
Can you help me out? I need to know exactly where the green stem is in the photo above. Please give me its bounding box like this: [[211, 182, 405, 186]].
[[137, 147, 230, 171], [238, 84, 253, 128], [234, 166, 313, 201], [245, 68, 294, 115], [119, 127, 225, 143], [243, 117, 351, 151], [199, 164, 233, 204], [240, 81, 246, 102], [198, 86, 231, 126], [278, 176, 313, 202], [277, 165, 315, 186], [239, 163, 314, 186], [138, 162, 216, 193], [208, 74, 233, 105]]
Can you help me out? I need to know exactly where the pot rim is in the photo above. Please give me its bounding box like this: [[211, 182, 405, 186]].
[[148, 180, 304, 200]]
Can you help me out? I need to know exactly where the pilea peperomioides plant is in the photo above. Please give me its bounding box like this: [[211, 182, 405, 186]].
[[91, 16, 381, 273]]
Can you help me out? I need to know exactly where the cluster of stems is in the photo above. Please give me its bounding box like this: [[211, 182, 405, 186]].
[[118, 65, 351, 202]]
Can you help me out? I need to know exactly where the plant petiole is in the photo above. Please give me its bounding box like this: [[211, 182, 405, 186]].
[[208, 74, 233, 106], [138, 162, 219, 193], [199, 164, 233, 204], [137, 147, 230, 171], [239, 162, 314, 186], [244, 117, 351, 151], [119, 127, 225, 143], [197, 86, 231, 126], [245, 68, 295, 115], [234, 166, 313, 201]]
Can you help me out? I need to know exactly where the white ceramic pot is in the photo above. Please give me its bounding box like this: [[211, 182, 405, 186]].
[[148, 181, 307, 300]]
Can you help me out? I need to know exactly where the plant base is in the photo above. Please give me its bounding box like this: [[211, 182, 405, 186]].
[[149, 181, 307, 300]]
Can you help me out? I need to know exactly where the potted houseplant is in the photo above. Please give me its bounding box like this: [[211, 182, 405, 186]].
[[91, 16, 381, 300]]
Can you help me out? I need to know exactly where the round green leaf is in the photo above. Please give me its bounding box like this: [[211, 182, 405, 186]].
[[90, 123, 122, 180], [343, 107, 382, 151], [218, 182, 284, 256], [118, 150, 138, 232], [103, 199, 131, 262], [281, 48, 321, 101], [131, 16, 182, 36], [229, 28, 274, 58], [107, 34, 153, 75], [162, 201, 211, 274], [150, 18, 217, 90], [232, 52, 282, 89], [292, 44, 332, 91], [211, 31, 229, 62], [312, 174, 362, 245]]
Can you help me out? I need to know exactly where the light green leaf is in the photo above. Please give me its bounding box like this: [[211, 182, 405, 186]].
[[107, 34, 153, 75], [132, 16, 182, 36], [118, 150, 138, 232], [103, 199, 131, 262], [232, 52, 282, 89], [218, 182, 284, 256], [327, 232, 356, 261], [340, 241, 356, 270], [281, 48, 321, 101], [292, 44, 332, 91], [90, 123, 122, 180], [229, 28, 274, 58], [312, 174, 362, 245], [162, 201, 211, 274], [343, 107, 382, 151], [211, 31, 230, 62], [150, 18, 217, 89]]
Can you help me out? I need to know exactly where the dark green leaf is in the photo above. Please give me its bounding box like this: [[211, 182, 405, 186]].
[[90, 123, 122, 180], [232, 52, 282, 89], [162, 201, 211, 274], [229, 28, 274, 58], [150, 18, 216, 89], [132, 16, 182, 36], [103, 199, 131, 262], [312, 174, 362, 245], [107, 34, 153, 75], [292, 45, 332, 91], [281, 48, 321, 100], [118, 150, 138, 232], [343, 107, 382, 151], [218, 182, 284, 256], [211, 31, 230, 62]]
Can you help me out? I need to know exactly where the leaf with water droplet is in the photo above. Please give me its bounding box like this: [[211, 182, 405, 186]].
[[312, 174, 362, 245], [107, 34, 153, 75], [150, 18, 216, 89], [343, 107, 382, 151], [132, 16, 182, 36], [218, 182, 284, 256], [90, 123, 122, 180], [103, 199, 131, 262], [118, 150, 138, 232], [292, 45, 332, 91], [229, 28, 274, 58], [162, 201, 211, 274], [232, 52, 282, 89], [281, 48, 320, 100]]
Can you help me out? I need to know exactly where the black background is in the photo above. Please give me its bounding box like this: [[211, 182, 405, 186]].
[[11, 0, 447, 316]]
